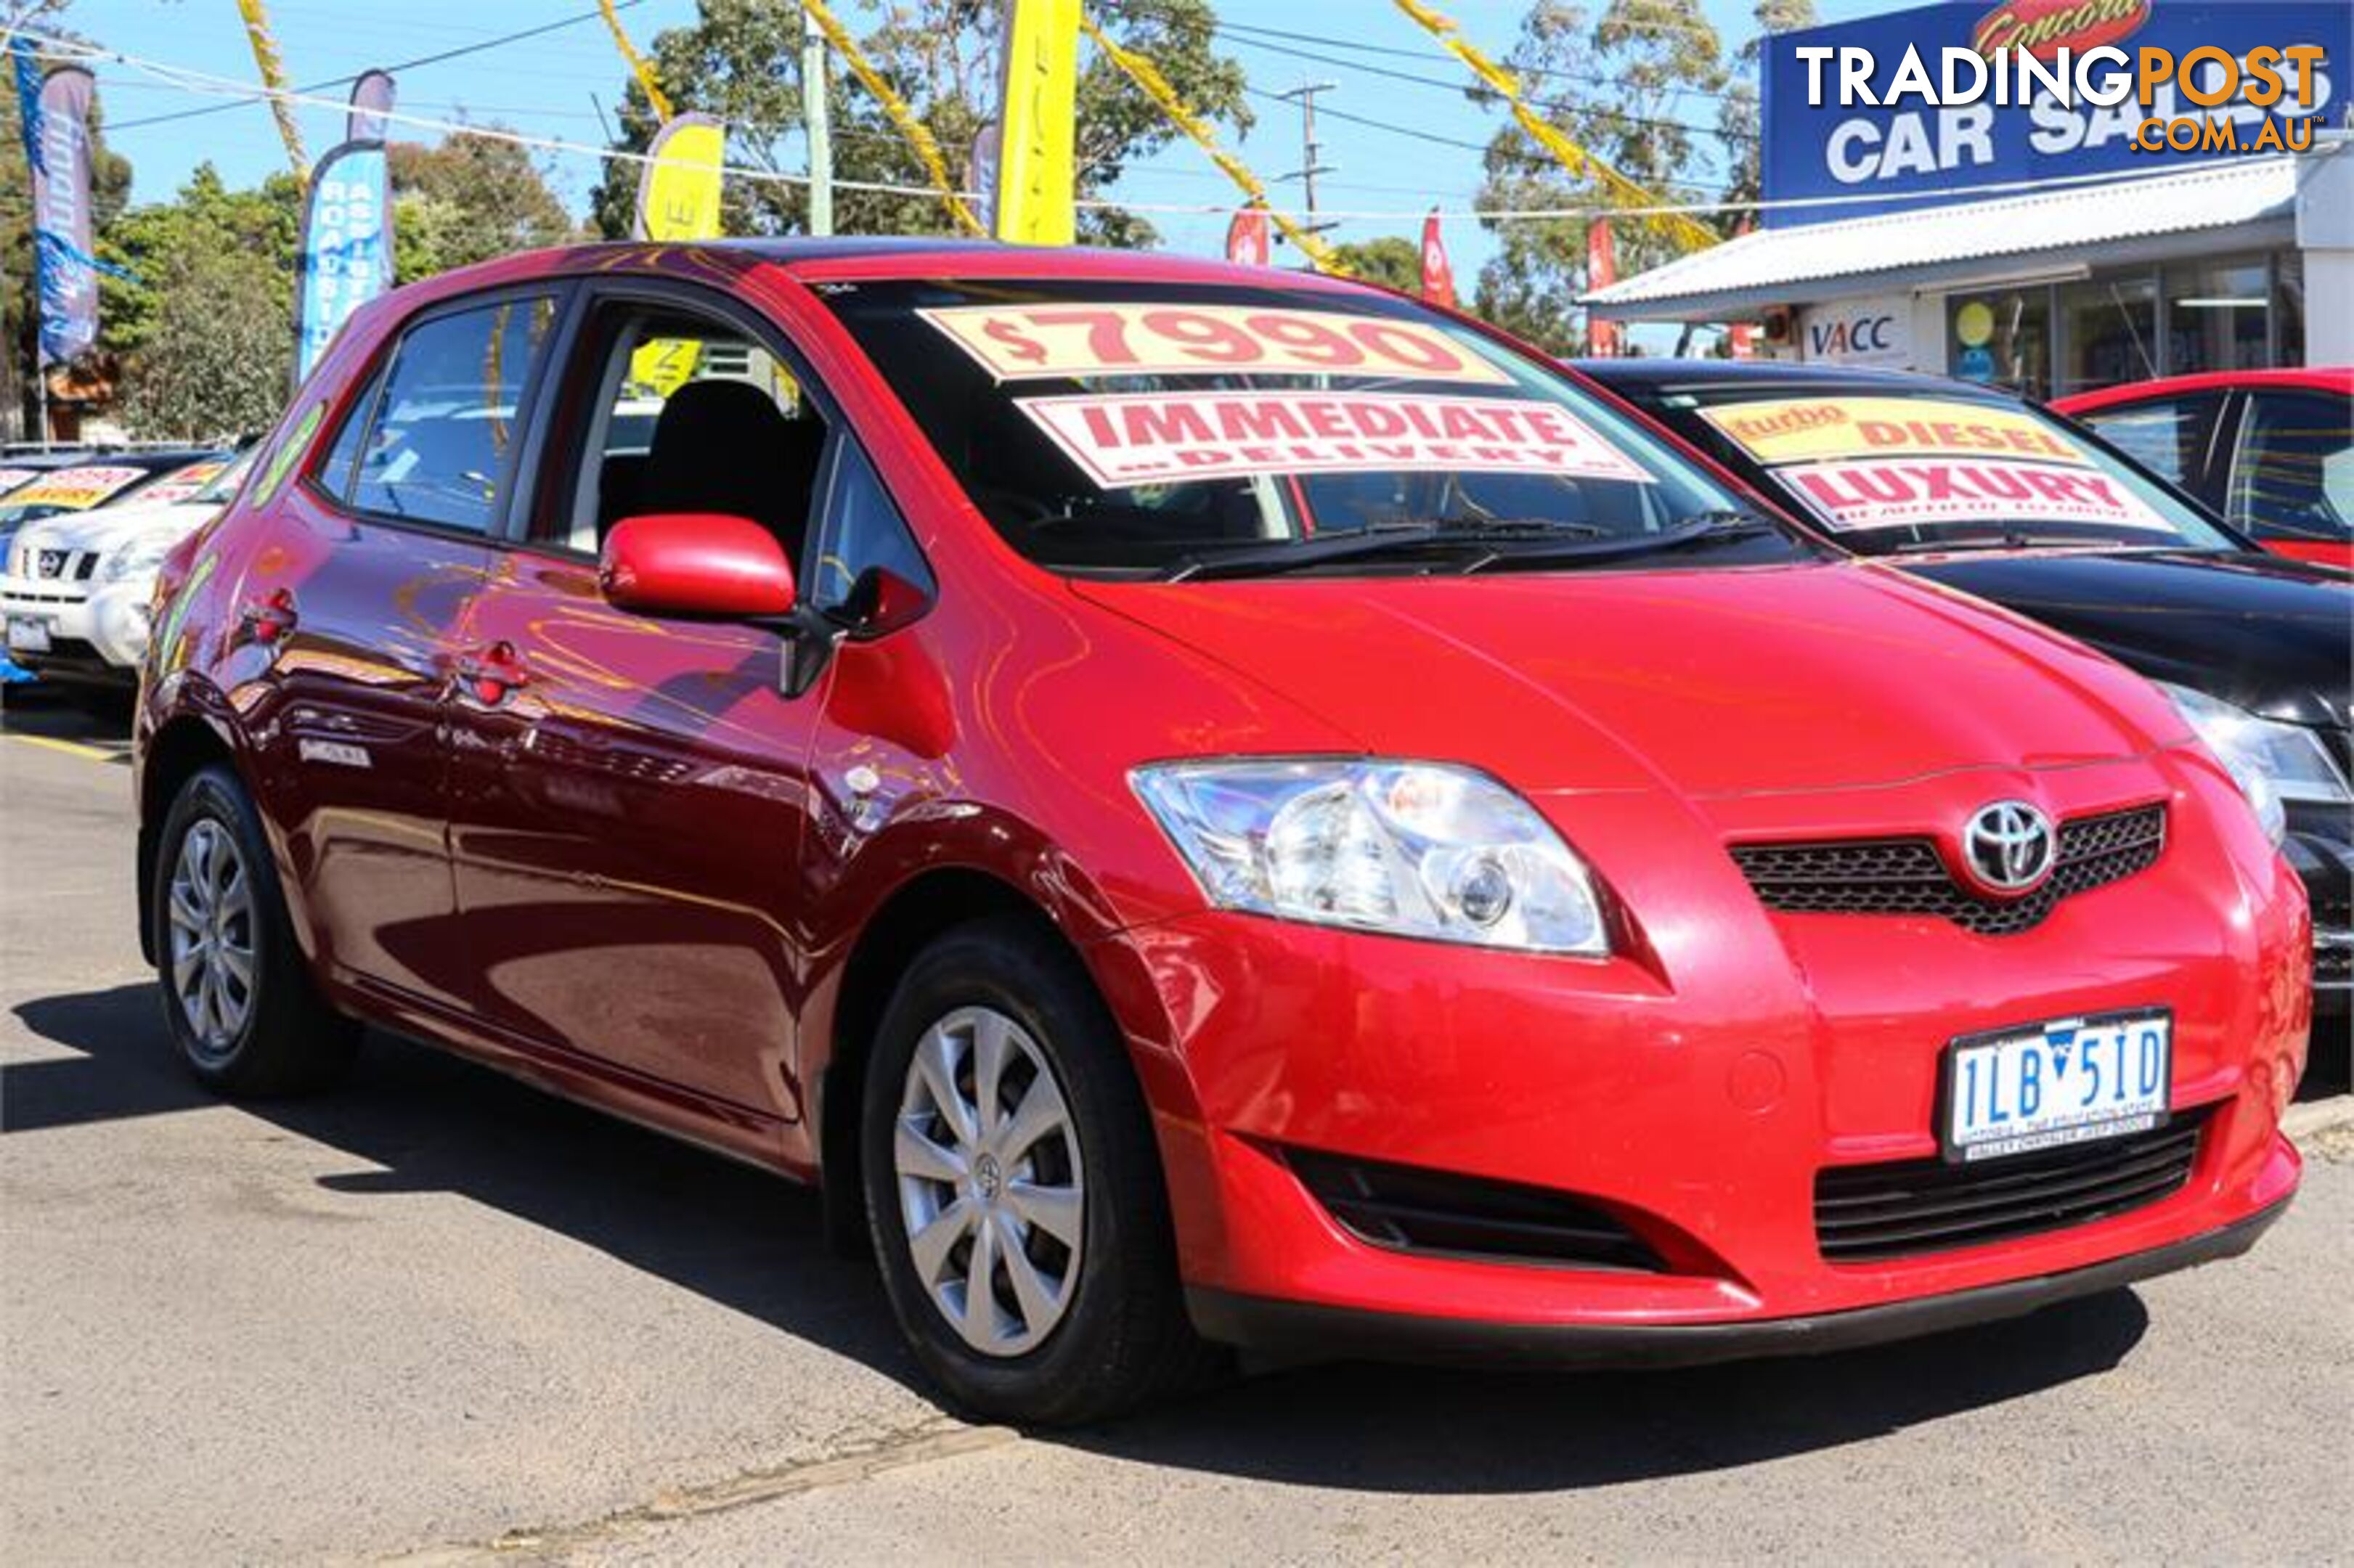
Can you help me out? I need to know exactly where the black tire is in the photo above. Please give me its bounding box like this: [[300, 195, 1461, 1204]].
[[151, 764, 358, 1095], [860, 916, 1223, 1426]]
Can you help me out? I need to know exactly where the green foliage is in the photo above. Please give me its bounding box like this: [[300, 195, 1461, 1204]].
[[1327, 237, 1424, 295], [589, 0, 1249, 248], [102, 163, 301, 440], [115, 243, 292, 441], [98, 130, 570, 441], [1468, 0, 1730, 356], [389, 133, 576, 282], [1716, 0, 1819, 222]]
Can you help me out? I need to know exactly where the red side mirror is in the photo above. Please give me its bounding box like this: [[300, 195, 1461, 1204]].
[[600, 513, 797, 619]]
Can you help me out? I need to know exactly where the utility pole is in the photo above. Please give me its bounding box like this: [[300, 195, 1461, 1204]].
[[802, 9, 834, 237], [1274, 81, 1338, 240]]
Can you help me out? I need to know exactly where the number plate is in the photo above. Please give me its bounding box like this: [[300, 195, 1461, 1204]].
[[7, 615, 50, 653], [1944, 1008, 2172, 1162]]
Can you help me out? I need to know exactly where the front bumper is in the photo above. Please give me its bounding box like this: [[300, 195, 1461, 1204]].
[[1101, 751, 2308, 1347], [1189, 1192, 2292, 1367], [0, 574, 150, 679]]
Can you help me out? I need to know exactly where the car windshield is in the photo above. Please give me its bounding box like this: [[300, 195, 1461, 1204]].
[[822, 279, 1813, 578], [1651, 385, 2239, 556], [0, 465, 150, 528]]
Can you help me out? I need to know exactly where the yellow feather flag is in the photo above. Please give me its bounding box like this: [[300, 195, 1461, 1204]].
[[992, 0, 1080, 245], [233, 0, 309, 179], [632, 115, 728, 395]]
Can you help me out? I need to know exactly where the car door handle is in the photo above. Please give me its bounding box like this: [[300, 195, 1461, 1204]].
[[240, 589, 298, 644], [455, 641, 531, 705]]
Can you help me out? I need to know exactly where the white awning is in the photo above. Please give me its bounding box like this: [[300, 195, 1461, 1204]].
[[1584, 157, 2312, 322]]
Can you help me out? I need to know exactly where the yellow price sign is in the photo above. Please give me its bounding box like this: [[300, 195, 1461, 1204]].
[[630, 338, 703, 398], [1699, 396, 2090, 469]]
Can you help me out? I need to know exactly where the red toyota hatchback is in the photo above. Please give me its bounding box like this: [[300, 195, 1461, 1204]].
[[136, 242, 2308, 1424]]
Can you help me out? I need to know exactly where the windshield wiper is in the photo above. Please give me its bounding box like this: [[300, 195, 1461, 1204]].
[[1157, 518, 1602, 582], [1635, 509, 1782, 548], [1888, 531, 2145, 555], [1460, 509, 1780, 572]]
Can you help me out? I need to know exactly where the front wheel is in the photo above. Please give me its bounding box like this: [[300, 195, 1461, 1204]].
[[860, 918, 1219, 1425], [152, 764, 358, 1095]]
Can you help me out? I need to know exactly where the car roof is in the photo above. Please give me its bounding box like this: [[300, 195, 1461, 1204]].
[[1571, 357, 2027, 405], [2053, 366, 2354, 412], [361, 237, 1378, 330]]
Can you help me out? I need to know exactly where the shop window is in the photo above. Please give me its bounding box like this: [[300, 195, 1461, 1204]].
[[2056, 274, 2157, 399], [1947, 290, 2048, 400], [2166, 257, 2270, 376], [2276, 253, 2305, 367]]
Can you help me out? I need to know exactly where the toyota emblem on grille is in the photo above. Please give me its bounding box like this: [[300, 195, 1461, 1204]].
[[1961, 801, 2056, 896]]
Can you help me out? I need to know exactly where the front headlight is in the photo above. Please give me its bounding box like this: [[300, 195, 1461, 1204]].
[[2157, 683, 2347, 845], [1131, 759, 1610, 955], [99, 537, 174, 583]]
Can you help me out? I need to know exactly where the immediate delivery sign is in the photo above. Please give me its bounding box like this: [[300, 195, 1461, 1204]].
[[1019, 391, 1651, 489]]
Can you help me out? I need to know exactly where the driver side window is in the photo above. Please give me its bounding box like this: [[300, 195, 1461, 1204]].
[[539, 300, 827, 570]]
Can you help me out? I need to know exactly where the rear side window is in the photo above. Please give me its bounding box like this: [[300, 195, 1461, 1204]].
[[2078, 394, 2223, 491], [2228, 391, 2353, 544], [332, 295, 560, 533]]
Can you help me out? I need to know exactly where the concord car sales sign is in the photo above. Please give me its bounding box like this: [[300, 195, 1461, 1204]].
[[1703, 396, 2172, 533], [1020, 392, 1651, 489]]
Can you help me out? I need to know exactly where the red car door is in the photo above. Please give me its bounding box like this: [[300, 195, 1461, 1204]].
[[250, 289, 564, 1011], [441, 282, 836, 1122]]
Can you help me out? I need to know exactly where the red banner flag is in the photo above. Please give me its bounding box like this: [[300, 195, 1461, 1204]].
[[1420, 209, 1457, 308], [1727, 213, 1757, 359], [1585, 218, 1619, 358], [1225, 207, 1271, 268]]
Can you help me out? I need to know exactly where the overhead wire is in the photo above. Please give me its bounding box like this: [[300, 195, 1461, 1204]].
[[23, 27, 2317, 229], [107, 0, 656, 131]]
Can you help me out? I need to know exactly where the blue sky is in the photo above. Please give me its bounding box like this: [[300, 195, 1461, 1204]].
[[54, 0, 1882, 282]]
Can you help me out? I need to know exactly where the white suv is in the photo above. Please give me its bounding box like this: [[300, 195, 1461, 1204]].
[[1, 452, 249, 685]]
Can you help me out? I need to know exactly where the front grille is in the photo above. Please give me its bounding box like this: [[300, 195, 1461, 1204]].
[[1288, 1148, 1666, 1272], [1814, 1106, 2210, 1264], [1730, 803, 2166, 936]]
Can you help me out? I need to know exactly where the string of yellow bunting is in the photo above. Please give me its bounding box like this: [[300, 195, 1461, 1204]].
[[597, 0, 674, 123], [1389, 0, 1719, 254], [232, 0, 308, 179], [798, 0, 987, 237], [1075, 9, 1348, 276]]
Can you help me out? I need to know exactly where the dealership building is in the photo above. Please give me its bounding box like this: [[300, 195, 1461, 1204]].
[[1584, 1, 2354, 396]]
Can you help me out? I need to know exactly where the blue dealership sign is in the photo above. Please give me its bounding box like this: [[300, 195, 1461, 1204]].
[[293, 142, 394, 386], [1762, 1, 2351, 226]]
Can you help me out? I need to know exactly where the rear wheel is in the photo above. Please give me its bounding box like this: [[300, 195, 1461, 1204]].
[[860, 917, 1219, 1425], [152, 765, 357, 1095]]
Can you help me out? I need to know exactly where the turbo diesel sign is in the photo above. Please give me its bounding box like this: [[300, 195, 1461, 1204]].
[[1762, 0, 2348, 226]]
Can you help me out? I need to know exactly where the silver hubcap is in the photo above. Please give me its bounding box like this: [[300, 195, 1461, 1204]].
[[166, 820, 255, 1061], [894, 1006, 1084, 1357]]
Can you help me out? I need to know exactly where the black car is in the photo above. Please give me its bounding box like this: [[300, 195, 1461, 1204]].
[[1577, 360, 2350, 1081]]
